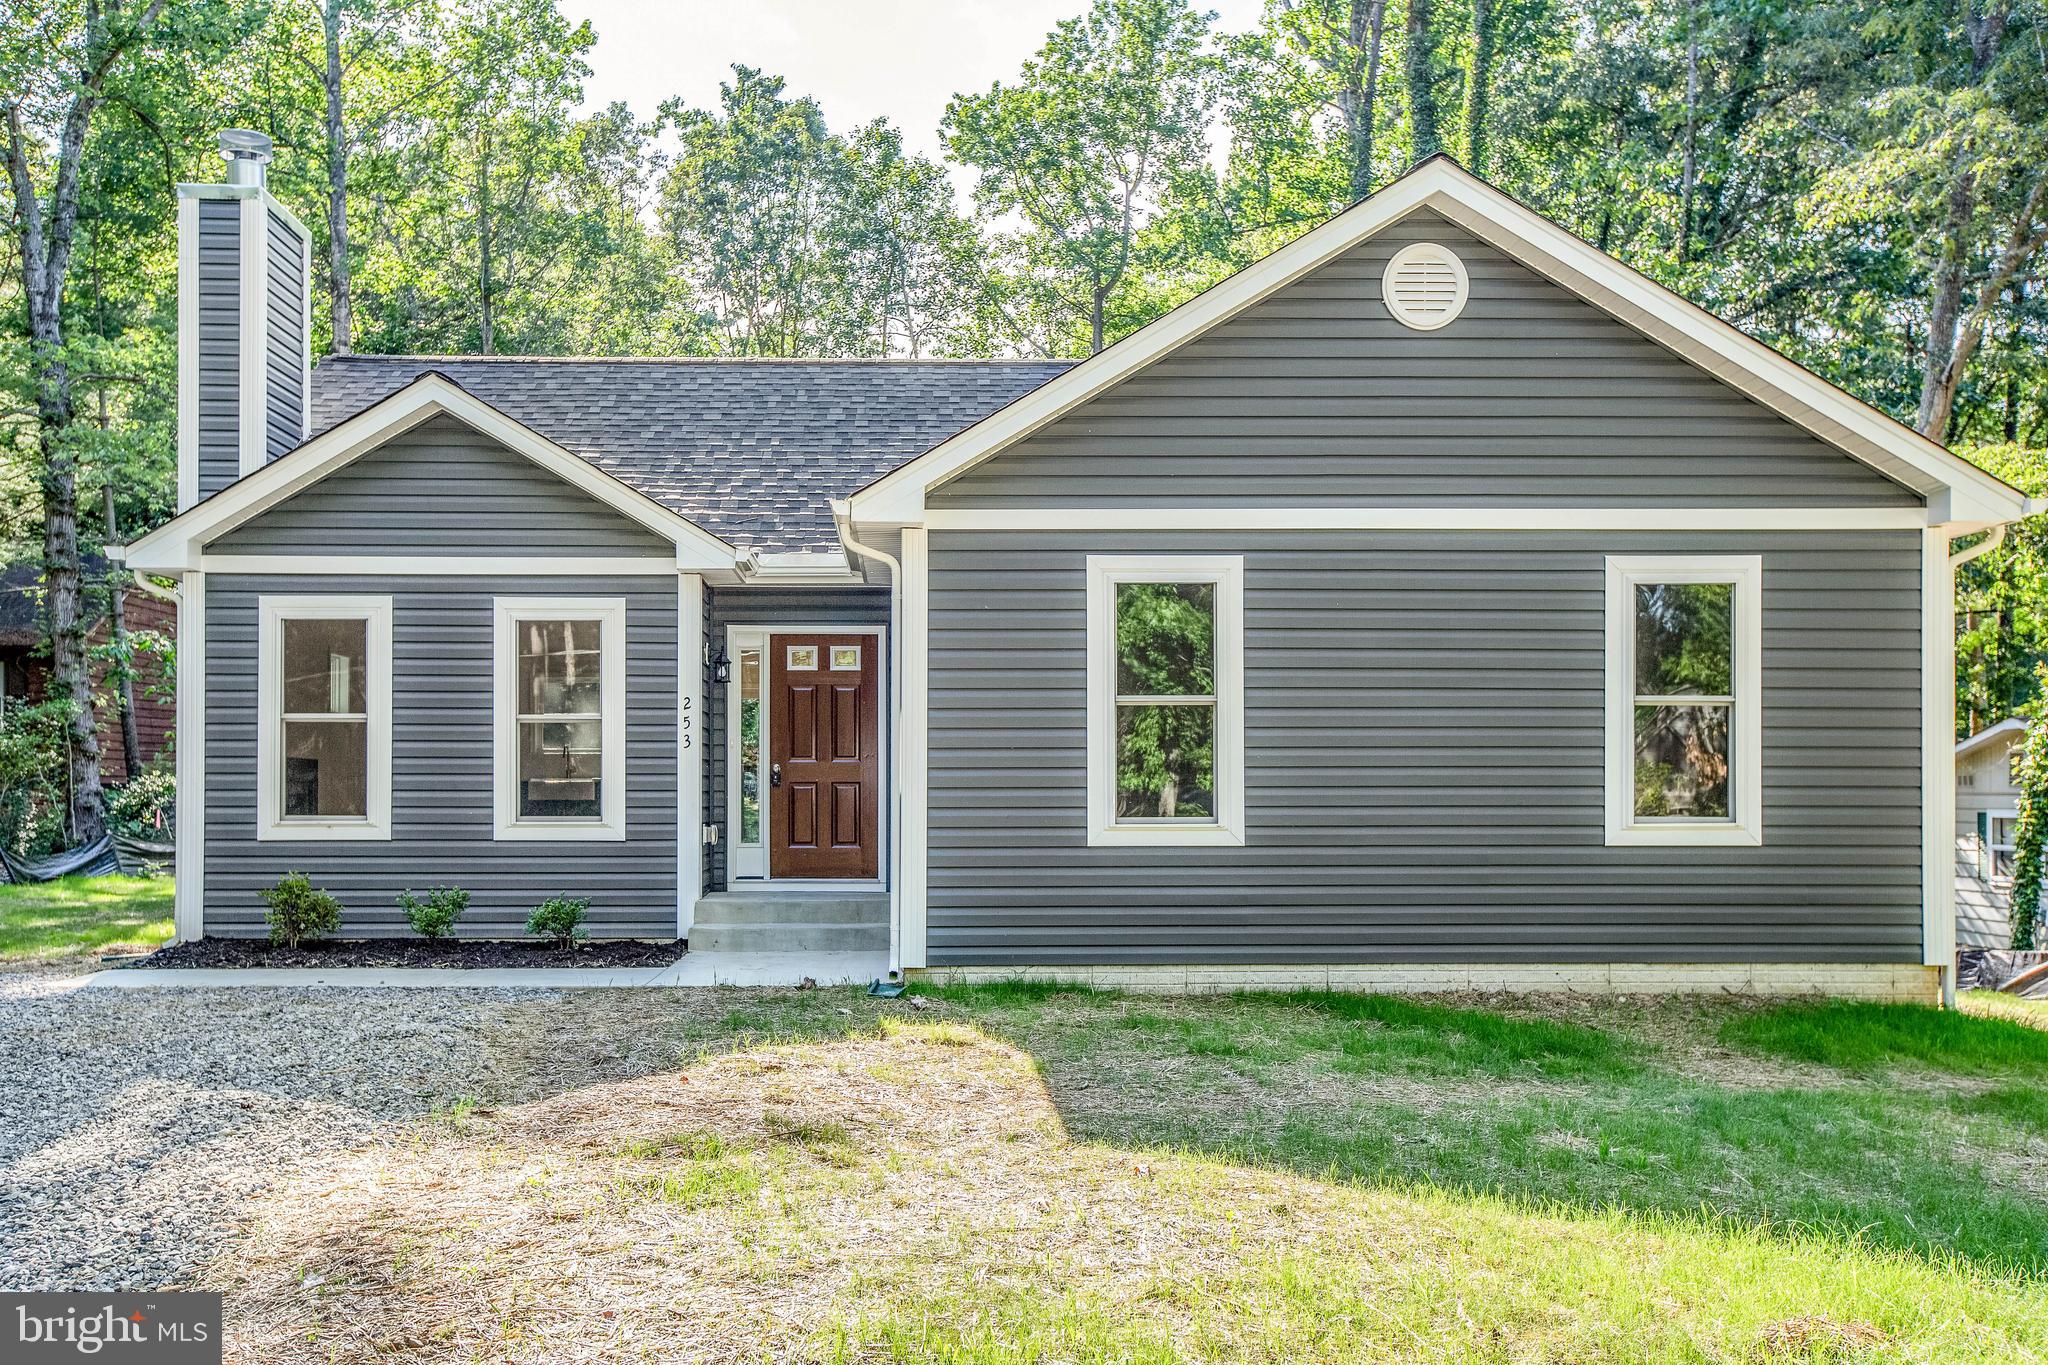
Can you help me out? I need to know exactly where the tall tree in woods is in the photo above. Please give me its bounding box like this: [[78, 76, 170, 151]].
[[1463, 0, 1497, 173], [269, 0, 445, 356], [1404, 0, 1441, 159], [1, 0, 189, 842], [659, 68, 860, 356], [944, 0, 1218, 354]]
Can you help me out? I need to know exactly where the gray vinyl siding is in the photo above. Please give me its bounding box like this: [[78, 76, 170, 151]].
[[195, 198, 242, 502], [264, 207, 305, 461], [702, 585, 889, 891], [212, 415, 676, 556], [925, 530, 1923, 966], [931, 210, 1920, 510], [202, 573, 679, 938]]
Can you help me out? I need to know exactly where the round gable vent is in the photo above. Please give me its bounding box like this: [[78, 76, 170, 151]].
[[1382, 242, 1469, 331]]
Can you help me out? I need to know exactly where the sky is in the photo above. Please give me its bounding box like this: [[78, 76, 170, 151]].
[[558, 0, 1268, 162]]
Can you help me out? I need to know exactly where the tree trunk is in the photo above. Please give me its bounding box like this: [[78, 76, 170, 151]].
[[478, 125, 494, 354], [321, 0, 353, 355], [1679, 0, 1699, 260], [1404, 0, 1439, 159], [104, 485, 139, 779], [35, 347, 106, 842], [1916, 164, 1975, 439], [1335, 0, 1388, 200], [1463, 0, 1495, 175]]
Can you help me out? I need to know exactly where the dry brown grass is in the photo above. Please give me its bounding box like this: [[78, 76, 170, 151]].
[[199, 999, 2048, 1365]]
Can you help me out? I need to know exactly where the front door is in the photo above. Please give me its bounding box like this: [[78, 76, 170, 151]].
[[769, 635, 879, 878]]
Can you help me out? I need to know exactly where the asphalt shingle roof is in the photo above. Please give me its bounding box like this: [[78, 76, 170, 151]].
[[309, 357, 1075, 554]]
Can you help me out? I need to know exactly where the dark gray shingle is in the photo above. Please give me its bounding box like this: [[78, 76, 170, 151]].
[[309, 357, 1074, 553]]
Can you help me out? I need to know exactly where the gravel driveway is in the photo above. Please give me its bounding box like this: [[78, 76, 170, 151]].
[[0, 972, 589, 1290]]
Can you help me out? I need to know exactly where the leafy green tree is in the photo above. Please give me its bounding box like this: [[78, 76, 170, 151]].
[[944, 0, 1220, 354], [659, 67, 862, 356], [1, 0, 248, 843]]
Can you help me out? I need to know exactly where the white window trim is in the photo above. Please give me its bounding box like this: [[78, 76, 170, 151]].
[[1604, 555, 1762, 847], [256, 595, 392, 841], [494, 596, 627, 842], [1085, 554, 1245, 848]]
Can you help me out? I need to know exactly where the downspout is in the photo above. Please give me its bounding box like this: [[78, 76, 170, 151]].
[[1938, 516, 2023, 1009], [832, 499, 905, 982]]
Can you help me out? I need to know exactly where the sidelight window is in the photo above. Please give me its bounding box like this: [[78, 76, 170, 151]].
[[1604, 556, 1762, 845], [1085, 555, 1244, 847], [494, 597, 626, 840], [257, 596, 392, 840]]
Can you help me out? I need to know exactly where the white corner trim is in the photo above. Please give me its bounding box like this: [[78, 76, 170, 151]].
[[125, 373, 738, 574], [1382, 241, 1470, 331], [255, 594, 394, 842], [1084, 554, 1246, 848], [172, 572, 204, 941], [923, 507, 1931, 532], [1923, 528, 1957, 967], [300, 213, 312, 440], [1603, 555, 1762, 847], [237, 196, 269, 478], [899, 529, 930, 968], [677, 574, 705, 935], [492, 596, 628, 842], [176, 194, 199, 513], [199, 555, 680, 576], [845, 158, 2025, 526]]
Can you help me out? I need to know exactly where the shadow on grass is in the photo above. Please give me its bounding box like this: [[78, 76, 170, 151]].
[[911, 980, 2048, 1281]]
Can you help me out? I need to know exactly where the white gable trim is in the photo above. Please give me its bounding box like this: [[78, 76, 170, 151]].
[[1956, 717, 2026, 759], [126, 372, 738, 573], [847, 158, 2027, 529]]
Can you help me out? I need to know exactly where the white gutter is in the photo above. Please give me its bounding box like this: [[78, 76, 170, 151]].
[[830, 499, 906, 982], [103, 544, 180, 605]]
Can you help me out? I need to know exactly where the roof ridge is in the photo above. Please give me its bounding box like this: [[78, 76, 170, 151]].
[[317, 354, 1077, 366]]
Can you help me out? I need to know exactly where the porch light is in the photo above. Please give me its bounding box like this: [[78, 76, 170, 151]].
[[711, 647, 731, 684]]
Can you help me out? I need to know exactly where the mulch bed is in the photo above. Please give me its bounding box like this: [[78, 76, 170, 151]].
[[136, 937, 687, 969]]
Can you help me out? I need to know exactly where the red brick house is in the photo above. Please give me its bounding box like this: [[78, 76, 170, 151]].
[[0, 556, 176, 783]]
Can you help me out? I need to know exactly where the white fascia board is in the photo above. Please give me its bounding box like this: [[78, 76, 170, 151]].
[[847, 158, 2027, 528], [923, 507, 1930, 532], [1955, 717, 2026, 758], [125, 373, 739, 574]]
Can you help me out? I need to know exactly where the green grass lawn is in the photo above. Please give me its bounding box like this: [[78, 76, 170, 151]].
[[211, 983, 2048, 1363], [0, 873, 172, 963]]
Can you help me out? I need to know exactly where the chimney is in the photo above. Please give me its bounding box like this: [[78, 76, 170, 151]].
[[176, 129, 312, 510]]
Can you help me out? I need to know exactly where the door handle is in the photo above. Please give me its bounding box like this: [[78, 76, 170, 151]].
[[770, 762, 782, 788]]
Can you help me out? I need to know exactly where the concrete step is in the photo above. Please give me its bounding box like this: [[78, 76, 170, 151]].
[[689, 920, 890, 952], [690, 888, 889, 953]]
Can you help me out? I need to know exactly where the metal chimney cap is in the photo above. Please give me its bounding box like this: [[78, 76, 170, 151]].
[[218, 128, 272, 162], [219, 129, 271, 188]]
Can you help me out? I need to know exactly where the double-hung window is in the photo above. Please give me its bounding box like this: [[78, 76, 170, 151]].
[[494, 597, 627, 840], [257, 596, 392, 840], [1604, 555, 1762, 845], [1085, 555, 1244, 846]]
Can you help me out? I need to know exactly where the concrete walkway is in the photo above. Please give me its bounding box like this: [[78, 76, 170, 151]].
[[81, 950, 893, 991]]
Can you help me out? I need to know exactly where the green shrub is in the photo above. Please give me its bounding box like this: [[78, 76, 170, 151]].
[[526, 895, 588, 948], [0, 698, 76, 858], [106, 764, 175, 838], [397, 886, 469, 939], [261, 871, 343, 948]]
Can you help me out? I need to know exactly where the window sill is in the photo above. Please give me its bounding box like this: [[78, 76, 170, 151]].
[[493, 820, 626, 843], [1088, 823, 1246, 848], [257, 820, 391, 842], [1606, 822, 1761, 848]]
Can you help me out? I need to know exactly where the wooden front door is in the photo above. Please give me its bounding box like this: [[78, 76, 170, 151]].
[[769, 635, 879, 879]]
